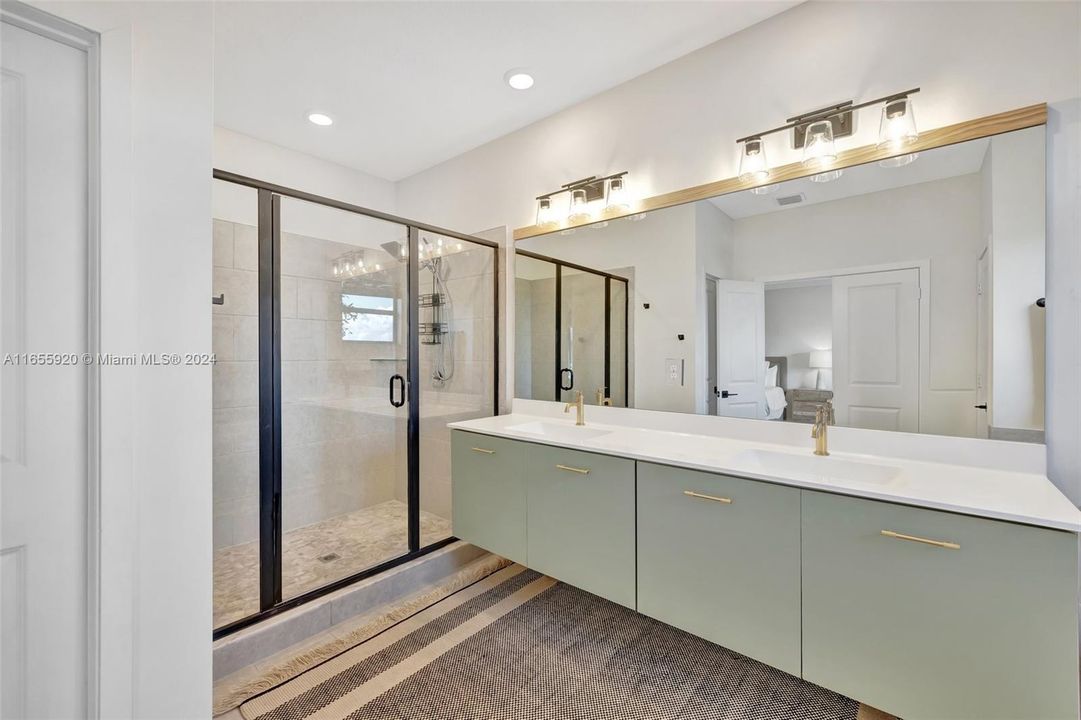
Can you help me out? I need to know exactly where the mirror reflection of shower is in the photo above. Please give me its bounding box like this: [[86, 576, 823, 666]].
[[377, 236, 463, 388]]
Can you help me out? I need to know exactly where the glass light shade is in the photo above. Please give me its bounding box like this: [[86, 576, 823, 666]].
[[536, 197, 557, 226], [605, 176, 630, 212], [877, 97, 918, 150], [810, 169, 843, 183], [802, 120, 837, 168], [568, 188, 592, 222], [879, 152, 919, 168], [738, 138, 770, 182]]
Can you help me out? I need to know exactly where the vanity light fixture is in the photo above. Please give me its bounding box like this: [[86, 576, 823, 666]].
[[878, 96, 918, 149], [734, 88, 921, 188], [533, 171, 630, 228], [536, 197, 558, 227], [738, 138, 770, 182], [802, 120, 838, 168], [877, 96, 919, 167], [605, 176, 630, 212], [568, 188, 593, 222]]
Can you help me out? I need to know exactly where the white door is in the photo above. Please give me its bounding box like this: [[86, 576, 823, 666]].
[[975, 247, 991, 438], [1, 19, 89, 719], [705, 278, 718, 415], [832, 269, 920, 432], [715, 280, 765, 419]]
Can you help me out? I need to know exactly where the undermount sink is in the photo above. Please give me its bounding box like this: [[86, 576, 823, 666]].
[[506, 421, 613, 442], [734, 448, 902, 485]]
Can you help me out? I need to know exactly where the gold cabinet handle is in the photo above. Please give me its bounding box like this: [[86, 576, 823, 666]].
[[683, 490, 733, 504], [881, 529, 960, 550], [555, 464, 590, 475], [470, 447, 495, 455]]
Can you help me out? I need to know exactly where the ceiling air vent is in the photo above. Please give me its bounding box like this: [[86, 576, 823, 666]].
[[777, 193, 805, 207]]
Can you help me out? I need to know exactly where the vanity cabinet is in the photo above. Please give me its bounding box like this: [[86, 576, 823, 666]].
[[637, 463, 801, 675], [801, 491, 1079, 720], [526, 443, 636, 608], [451, 425, 1080, 719], [451, 431, 528, 565]]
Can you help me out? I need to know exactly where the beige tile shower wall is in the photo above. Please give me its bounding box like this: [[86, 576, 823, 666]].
[[213, 219, 261, 551], [212, 219, 405, 551]]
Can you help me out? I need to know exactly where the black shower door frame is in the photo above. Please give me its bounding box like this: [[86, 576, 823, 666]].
[[213, 170, 500, 639], [515, 249, 629, 406]]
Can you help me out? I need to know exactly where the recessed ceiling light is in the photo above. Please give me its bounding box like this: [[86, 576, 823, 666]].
[[504, 69, 534, 90], [307, 112, 333, 126]]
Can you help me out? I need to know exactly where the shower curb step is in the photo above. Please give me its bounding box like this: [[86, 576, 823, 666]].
[[212, 541, 491, 684]]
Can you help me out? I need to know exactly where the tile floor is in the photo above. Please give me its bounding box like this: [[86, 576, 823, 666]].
[[213, 500, 451, 628]]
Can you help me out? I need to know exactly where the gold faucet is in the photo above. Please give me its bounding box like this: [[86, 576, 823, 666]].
[[595, 388, 612, 406], [811, 400, 834, 456], [565, 390, 586, 426]]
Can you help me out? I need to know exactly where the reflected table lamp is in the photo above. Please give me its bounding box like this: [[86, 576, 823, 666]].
[[810, 349, 832, 390]]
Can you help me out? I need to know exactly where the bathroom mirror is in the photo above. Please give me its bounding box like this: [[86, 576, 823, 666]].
[[515, 126, 1046, 442]]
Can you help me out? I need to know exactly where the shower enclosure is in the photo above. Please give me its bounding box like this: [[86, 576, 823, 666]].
[[515, 250, 628, 407], [211, 172, 498, 635]]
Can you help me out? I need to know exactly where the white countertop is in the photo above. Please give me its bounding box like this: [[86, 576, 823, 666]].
[[449, 413, 1081, 532]]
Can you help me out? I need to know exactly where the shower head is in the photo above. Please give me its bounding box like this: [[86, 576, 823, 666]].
[[380, 241, 407, 263], [381, 238, 435, 266]]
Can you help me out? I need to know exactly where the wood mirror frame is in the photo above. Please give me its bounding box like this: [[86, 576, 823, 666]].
[[513, 103, 1046, 241]]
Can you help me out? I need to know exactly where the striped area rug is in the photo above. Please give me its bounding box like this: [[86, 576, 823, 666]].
[[241, 565, 895, 720]]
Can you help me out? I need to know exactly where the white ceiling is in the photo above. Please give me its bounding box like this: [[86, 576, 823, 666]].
[[213, 1, 798, 182], [710, 137, 990, 219]]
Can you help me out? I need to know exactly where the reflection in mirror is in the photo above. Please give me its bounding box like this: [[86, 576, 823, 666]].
[[516, 126, 1046, 442], [514, 251, 629, 407]]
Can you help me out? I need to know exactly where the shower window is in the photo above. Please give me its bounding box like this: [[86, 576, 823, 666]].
[[341, 293, 397, 342], [211, 171, 499, 637]]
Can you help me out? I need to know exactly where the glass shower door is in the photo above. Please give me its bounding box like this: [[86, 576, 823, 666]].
[[416, 231, 498, 546], [559, 267, 607, 404], [277, 195, 411, 602]]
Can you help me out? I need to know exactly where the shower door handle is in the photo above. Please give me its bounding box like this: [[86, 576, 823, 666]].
[[559, 367, 574, 391], [389, 374, 406, 408]]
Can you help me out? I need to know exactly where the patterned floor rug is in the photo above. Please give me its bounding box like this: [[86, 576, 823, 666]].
[[240, 565, 894, 720]]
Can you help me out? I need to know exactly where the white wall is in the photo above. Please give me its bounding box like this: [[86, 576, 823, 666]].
[[396, 2, 1080, 234], [34, 1, 214, 717], [213, 127, 400, 249], [395, 0, 1081, 498], [983, 128, 1046, 432], [765, 284, 833, 390], [1046, 99, 1081, 504]]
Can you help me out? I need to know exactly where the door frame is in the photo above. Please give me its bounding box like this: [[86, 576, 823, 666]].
[[211, 171, 501, 638], [1, 3, 102, 716], [757, 259, 930, 432]]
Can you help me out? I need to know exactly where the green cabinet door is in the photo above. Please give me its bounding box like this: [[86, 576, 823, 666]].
[[526, 444, 636, 608], [802, 490, 1079, 720], [451, 430, 527, 565], [637, 462, 801, 675]]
